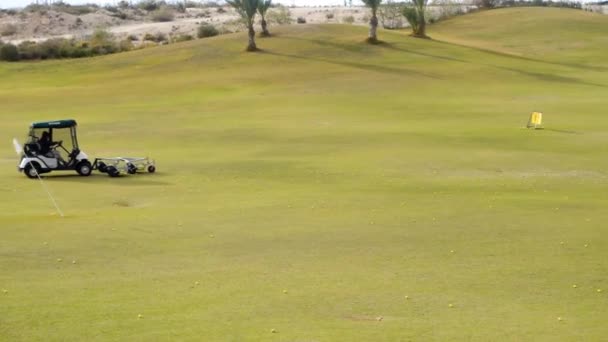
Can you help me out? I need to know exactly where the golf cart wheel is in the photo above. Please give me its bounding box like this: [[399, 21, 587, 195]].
[[127, 163, 137, 175], [97, 162, 108, 173], [76, 161, 92, 176], [147, 165, 156, 173], [24, 163, 40, 179], [106, 165, 120, 177]]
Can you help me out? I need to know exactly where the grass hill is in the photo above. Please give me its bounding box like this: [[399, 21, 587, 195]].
[[1, 7, 607, 341]]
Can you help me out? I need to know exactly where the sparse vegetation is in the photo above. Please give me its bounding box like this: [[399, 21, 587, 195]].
[[224, 17, 248, 31], [150, 6, 175, 22], [51, 1, 96, 15], [89, 29, 119, 54], [0, 43, 19, 61], [266, 5, 293, 25], [0, 9, 18, 16], [197, 23, 219, 38], [475, 0, 501, 8], [118, 39, 134, 51], [0, 34, 135, 61], [0, 23, 17, 37], [403, 0, 429, 38], [21, 1, 96, 15], [172, 34, 194, 42], [378, 0, 406, 29], [137, 0, 164, 12], [110, 10, 130, 20], [498, 0, 583, 9], [432, 0, 466, 21], [342, 15, 355, 24], [118, 1, 131, 9], [143, 32, 168, 43]]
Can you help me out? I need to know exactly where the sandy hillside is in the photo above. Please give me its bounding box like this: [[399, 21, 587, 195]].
[[0, 6, 370, 44], [2, 4, 602, 45]]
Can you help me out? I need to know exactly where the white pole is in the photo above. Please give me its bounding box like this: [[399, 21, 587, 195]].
[[30, 160, 64, 217]]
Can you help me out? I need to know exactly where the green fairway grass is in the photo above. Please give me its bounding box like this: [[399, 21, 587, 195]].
[[1, 7, 607, 341]]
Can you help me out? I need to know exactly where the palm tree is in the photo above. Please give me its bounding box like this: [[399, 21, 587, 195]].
[[362, 0, 382, 43], [227, 0, 261, 51], [403, 0, 429, 38], [258, 0, 272, 37]]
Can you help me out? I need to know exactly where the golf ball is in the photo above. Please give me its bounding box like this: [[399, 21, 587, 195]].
[[138, 314, 143, 319], [598, 289, 603, 293], [557, 317, 562, 321], [270, 329, 277, 333], [448, 304, 454, 308], [572, 285, 577, 288], [57, 258, 62, 262]]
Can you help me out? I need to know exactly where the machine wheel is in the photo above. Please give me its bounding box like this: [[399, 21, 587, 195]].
[[76, 161, 92, 176], [147, 165, 156, 173], [106, 165, 120, 177], [127, 163, 137, 175], [24, 163, 40, 179], [97, 162, 108, 173]]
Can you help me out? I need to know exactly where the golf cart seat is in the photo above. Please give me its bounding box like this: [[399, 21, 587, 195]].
[[23, 142, 41, 156]]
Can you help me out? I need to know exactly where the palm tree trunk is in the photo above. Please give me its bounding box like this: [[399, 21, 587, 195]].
[[368, 14, 378, 43], [261, 17, 270, 37], [247, 24, 257, 51], [417, 10, 426, 37]]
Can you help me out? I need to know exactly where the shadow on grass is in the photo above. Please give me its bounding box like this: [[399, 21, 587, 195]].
[[261, 49, 439, 79], [274, 35, 606, 88], [378, 41, 470, 64], [39, 172, 172, 186], [496, 66, 606, 88], [385, 39, 606, 88], [383, 40, 607, 88], [544, 128, 582, 135], [284, 35, 374, 54], [434, 39, 608, 73]]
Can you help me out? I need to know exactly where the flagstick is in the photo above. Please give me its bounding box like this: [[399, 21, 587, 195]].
[[30, 160, 64, 217]]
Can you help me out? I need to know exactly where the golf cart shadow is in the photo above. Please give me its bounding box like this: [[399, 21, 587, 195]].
[[41, 172, 171, 186]]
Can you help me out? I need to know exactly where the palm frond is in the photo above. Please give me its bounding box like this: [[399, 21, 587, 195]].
[[258, 0, 272, 16], [361, 0, 382, 12], [227, 0, 260, 21]]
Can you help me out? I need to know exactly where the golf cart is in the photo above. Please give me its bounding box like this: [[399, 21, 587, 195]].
[[18, 119, 92, 178], [17, 119, 157, 178]]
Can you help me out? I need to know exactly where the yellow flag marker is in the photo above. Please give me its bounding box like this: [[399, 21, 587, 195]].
[[527, 111, 543, 129]]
